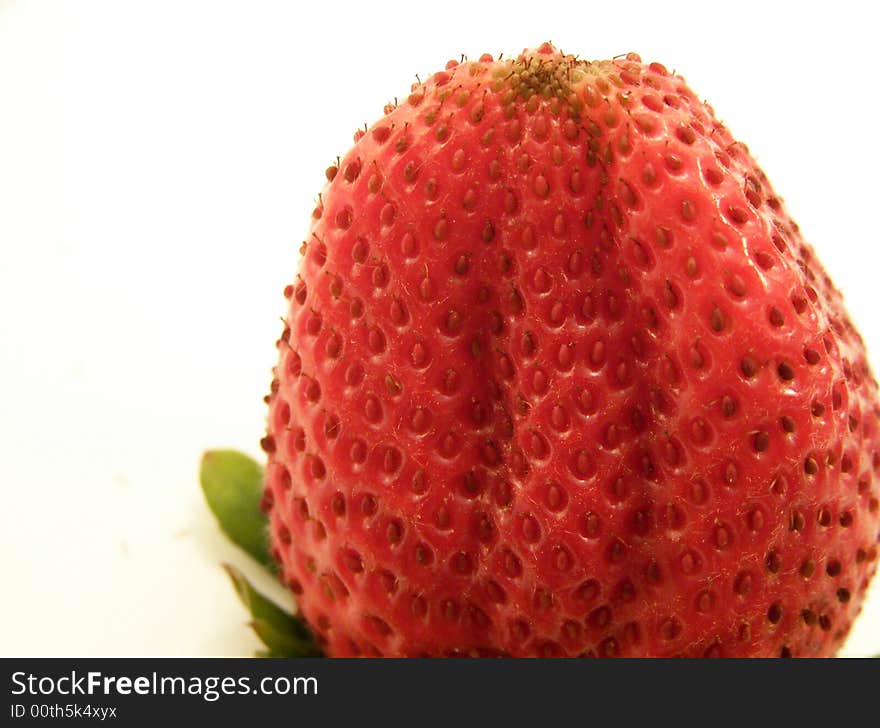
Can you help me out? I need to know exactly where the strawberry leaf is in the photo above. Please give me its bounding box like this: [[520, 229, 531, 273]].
[[224, 564, 323, 658], [200, 449, 275, 572]]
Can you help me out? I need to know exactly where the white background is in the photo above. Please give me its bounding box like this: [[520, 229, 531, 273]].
[[1, 0, 878, 656]]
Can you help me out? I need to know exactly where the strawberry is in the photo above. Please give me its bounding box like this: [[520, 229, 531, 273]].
[[261, 43, 880, 657]]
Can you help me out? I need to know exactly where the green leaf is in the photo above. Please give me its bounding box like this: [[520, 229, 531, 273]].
[[200, 449, 275, 572], [224, 564, 323, 658]]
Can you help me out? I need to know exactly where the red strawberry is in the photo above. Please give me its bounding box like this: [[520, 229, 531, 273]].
[[262, 43, 880, 657]]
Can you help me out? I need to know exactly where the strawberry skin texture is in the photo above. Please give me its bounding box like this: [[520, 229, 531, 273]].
[[262, 44, 880, 657]]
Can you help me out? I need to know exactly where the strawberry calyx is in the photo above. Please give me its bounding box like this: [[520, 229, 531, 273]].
[[224, 563, 323, 658], [200, 449, 323, 657]]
